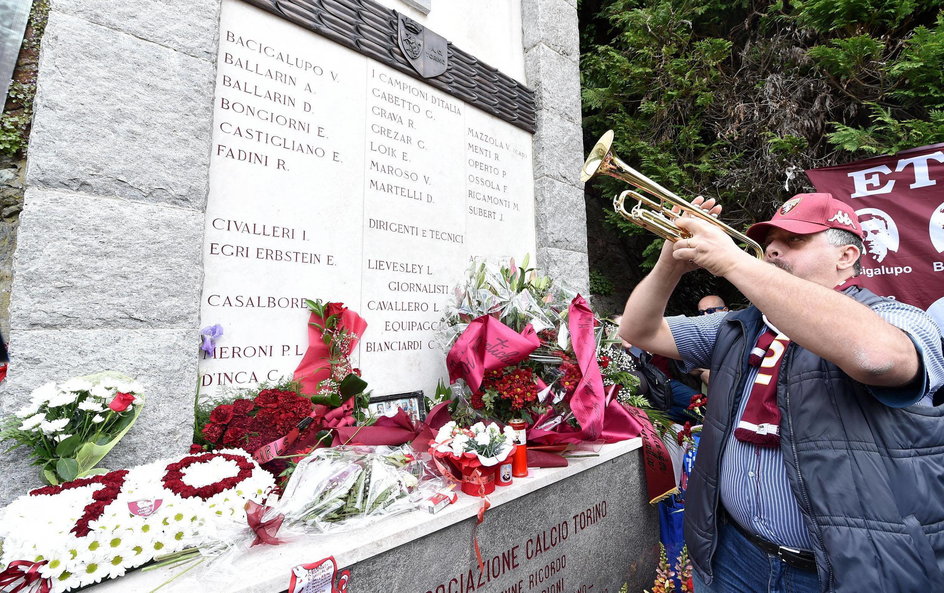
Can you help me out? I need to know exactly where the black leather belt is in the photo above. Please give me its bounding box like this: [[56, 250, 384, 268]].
[[728, 517, 817, 572]]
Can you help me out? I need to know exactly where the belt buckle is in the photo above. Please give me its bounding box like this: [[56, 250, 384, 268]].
[[777, 546, 814, 571]]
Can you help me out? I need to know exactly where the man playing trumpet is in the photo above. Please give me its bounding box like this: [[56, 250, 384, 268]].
[[619, 193, 944, 593]]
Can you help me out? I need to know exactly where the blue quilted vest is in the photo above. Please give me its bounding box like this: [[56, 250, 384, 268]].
[[684, 287, 944, 593]]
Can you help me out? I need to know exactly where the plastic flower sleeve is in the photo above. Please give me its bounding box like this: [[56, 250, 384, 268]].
[[273, 446, 439, 533]]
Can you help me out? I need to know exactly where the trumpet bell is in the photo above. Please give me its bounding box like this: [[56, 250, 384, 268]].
[[581, 130, 764, 259], [581, 130, 615, 182]]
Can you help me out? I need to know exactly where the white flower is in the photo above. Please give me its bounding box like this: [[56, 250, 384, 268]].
[[449, 434, 470, 455], [18, 413, 46, 431], [78, 400, 105, 412], [39, 418, 70, 435], [46, 389, 80, 408], [97, 376, 120, 390], [90, 384, 114, 399], [103, 555, 128, 580], [14, 400, 42, 418], [115, 381, 143, 394], [92, 414, 106, 424], [474, 431, 491, 446], [60, 377, 94, 393], [435, 421, 456, 443], [29, 381, 59, 404], [469, 421, 487, 434], [54, 433, 73, 443]]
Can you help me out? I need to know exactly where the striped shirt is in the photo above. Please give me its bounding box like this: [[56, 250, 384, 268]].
[[668, 301, 944, 549]]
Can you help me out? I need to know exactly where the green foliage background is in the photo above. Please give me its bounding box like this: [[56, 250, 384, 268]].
[[580, 0, 944, 310]]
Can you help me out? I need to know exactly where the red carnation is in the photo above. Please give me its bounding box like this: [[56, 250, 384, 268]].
[[228, 415, 252, 429], [222, 426, 249, 446], [253, 407, 280, 426], [254, 389, 280, 408], [209, 404, 235, 424], [109, 392, 136, 412], [688, 393, 708, 410], [277, 389, 300, 405], [201, 422, 225, 443], [232, 398, 255, 416], [677, 421, 693, 445], [471, 391, 485, 409]]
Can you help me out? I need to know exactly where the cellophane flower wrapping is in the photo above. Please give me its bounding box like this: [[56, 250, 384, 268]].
[[436, 256, 595, 428], [0, 371, 144, 485], [273, 445, 443, 533], [0, 449, 275, 592]]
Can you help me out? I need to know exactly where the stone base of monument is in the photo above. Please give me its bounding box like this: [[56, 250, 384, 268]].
[[88, 440, 658, 593]]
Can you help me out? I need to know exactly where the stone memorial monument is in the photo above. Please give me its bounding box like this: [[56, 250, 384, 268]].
[[0, 0, 659, 590]]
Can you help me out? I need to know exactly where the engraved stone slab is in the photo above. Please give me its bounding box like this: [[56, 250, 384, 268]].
[[199, 0, 537, 399]]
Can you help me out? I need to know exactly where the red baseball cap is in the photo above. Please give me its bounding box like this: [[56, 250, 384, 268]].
[[746, 193, 864, 243]]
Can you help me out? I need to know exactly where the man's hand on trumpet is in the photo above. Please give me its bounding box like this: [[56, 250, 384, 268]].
[[657, 196, 734, 276]]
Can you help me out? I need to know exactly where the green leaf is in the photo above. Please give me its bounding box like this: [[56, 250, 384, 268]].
[[42, 467, 59, 485], [56, 458, 79, 482], [54, 434, 83, 457], [311, 392, 342, 407], [338, 373, 368, 399], [74, 403, 143, 476]]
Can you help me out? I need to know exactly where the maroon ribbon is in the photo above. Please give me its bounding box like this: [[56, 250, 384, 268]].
[[245, 500, 286, 547], [428, 450, 491, 571], [0, 561, 51, 593], [624, 405, 678, 503]]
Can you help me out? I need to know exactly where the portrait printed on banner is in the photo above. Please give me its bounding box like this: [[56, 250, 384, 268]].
[[856, 207, 900, 263]]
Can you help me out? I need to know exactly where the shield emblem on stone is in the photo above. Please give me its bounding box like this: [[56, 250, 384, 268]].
[[397, 15, 448, 78]]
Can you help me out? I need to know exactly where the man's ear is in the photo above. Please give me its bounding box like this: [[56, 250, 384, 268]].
[[837, 243, 860, 272]]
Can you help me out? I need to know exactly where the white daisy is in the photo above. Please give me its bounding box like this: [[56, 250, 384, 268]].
[[59, 377, 94, 393], [18, 413, 46, 431], [29, 381, 59, 404], [90, 384, 113, 399], [14, 400, 42, 418], [46, 389, 79, 408], [78, 400, 104, 412], [92, 414, 106, 424], [39, 418, 70, 435], [114, 381, 144, 394]]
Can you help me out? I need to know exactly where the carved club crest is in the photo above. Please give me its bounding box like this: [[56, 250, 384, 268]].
[[397, 15, 448, 78]]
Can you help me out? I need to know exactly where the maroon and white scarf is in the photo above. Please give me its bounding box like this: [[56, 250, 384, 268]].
[[734, 278, 861, 448], [733, 318, 790, 447]]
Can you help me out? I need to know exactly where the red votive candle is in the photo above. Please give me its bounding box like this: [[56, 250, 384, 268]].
[[509, 419, 528, 477]]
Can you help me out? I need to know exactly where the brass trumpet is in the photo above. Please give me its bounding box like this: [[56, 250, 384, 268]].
[[581, 130, 764, 259]]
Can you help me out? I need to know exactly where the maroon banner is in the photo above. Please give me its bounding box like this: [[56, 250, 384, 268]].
[[806, 144, 944, 330]]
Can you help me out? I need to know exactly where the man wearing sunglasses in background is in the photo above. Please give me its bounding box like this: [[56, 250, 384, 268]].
[[619, 193, 944, 593], [692, 295, 729, 388], [697, 295, 728, 316]]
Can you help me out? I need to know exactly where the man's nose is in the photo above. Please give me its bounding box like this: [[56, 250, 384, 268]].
[[765, 242, 781, 258]]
